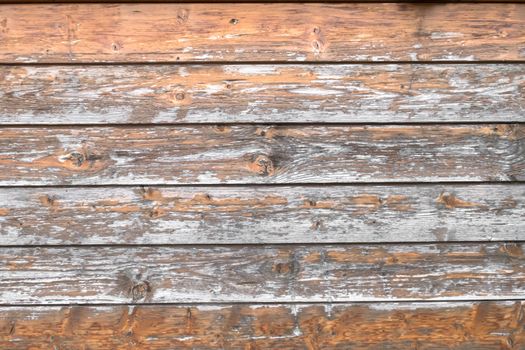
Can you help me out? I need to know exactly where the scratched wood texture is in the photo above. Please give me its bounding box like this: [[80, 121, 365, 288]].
[[1, 243, 524, 304], [0, 302, 523, 349], [1, 1, 525, 348], [0, 124, 523, 185], [2, 64, 525, 124], [2, 3, 525, 63], [1, 185, 523, 245]]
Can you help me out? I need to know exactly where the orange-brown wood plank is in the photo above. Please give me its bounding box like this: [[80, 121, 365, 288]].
[[0, 302, 524, 349], [1, 185, 524, 245], [1, 244, 524, 304], [2, 64, 525, 124], [1, 3, 525, 63], [0, 125, 522, 185]]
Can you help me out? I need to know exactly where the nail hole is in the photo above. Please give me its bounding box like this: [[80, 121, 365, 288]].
[[111, 42, 122, 52], [177, 9, 189, 23]]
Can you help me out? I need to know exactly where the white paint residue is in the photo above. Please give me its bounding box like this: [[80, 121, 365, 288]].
[[178, 67, 190, 77], [14, 56, 35, 62], [224, 65, 278, 75], [128, 88, 155, 96], [194, 54, 213, 60], [434, 54, 475, 61], [291, 87, 342, 96], [430, 32, 464, 40], [202, 84, 223, 94]]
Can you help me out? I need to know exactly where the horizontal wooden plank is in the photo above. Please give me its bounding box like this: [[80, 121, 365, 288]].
[[1, 185, 524, 245], [0, 125, 523, 185], [2, 64, 525, 124], [1, 4, 525, 63], [0, 301, 523, 349], [1, 243, 524, 304]]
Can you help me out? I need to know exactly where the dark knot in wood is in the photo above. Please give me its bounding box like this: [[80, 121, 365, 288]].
[[252, 154, 275, 177]]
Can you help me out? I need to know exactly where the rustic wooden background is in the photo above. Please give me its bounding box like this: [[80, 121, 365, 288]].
[[0, 0, 524, 349]]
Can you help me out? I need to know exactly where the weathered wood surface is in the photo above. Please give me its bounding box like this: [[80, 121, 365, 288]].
[[1, 243, 524, 304], [0, 125, 523, 185], [0, 302, 523, 349], [1, 185, 524, 245], [2, 4, 525, 63], [1, 1, 524, 348], [2, 64, 525, 124]]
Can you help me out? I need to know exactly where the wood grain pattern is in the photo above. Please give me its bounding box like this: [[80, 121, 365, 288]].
[[1, 1, 524, 348], [1, 3, 525, 63], [0, 124, 523, 185], [1, 243, 524, 304], [2, 64, 525, 124], [0, 302, 524, 349], [1, 185, 524, 245]]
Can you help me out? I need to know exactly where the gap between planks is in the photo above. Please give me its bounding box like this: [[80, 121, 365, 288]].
[[4, 61, 525, 66], [0, 122, 524, 128], [3, 0, 525, 3], [2, 240, 525, 248], [0, 299, 524, 307], [0, 180, 524, 188]]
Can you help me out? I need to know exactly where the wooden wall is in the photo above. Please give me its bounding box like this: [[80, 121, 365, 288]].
[[0, 1, 524, 349]]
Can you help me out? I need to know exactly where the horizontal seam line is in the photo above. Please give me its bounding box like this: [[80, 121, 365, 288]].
[[0, 240, 524, 248], [3, 61, 525, 66], [1, 0, 524, 2], [0, 181, 525, 189], [0, 122, 524, 128], [0, 298, 523, 307], [0, 181, 524, 188]]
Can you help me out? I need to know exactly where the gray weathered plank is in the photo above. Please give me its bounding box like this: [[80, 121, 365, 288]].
[[0, 243, 524, 304], [2, 3, 525, 63], [1, 184, 524, 245], [2, 64, 525, 124], [0, 301, 523, 349], [0, 125, 523, 185]]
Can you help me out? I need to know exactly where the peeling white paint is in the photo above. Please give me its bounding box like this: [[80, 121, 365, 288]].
[[430, 32, 464, 40]]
